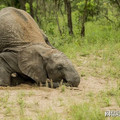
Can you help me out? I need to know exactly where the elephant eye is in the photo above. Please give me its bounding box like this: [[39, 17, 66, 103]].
[[57, 65, 63, 70]]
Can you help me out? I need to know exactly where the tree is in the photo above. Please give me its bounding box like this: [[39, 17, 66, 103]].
[[54, 0, 62, 35], [29, 0, 34, 18], [18, 0, 26, 10], [64, 0, 73, 35], [81, 0, 88, 37]]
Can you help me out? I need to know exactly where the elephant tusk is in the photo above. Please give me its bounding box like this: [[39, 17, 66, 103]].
[[11, 73, 17, 77]]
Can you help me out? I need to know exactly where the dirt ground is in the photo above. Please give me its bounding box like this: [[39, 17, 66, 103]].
[[0, 66, 118, 120]]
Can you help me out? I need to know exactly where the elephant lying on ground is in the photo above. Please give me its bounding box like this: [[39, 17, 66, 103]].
[[0, 7, 80, 87]]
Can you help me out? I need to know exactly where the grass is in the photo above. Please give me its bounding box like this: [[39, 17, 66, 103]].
[[28, 91, 35, 97], [37, 110, 59, 120], [5, 107, 11, 116], [115, 96, 120, 107], [0, 88, 119, 120], [17, 92, 26, 119], [60, 85, 66, 93], [67, 102, 105, 120], [97, 87, 120, 107], [66, 86, 120, 120], [0, 92, 9, 104]]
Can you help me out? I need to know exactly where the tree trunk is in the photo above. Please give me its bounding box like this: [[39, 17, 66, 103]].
[[18, 0, 26, 10], [43, 0, 46, 17], [64, 0, 73, 35], [81, 0, 88, 37], [29, 0, 34, 18], [55, 0, 62, 35], [35, 0, 41, 25]]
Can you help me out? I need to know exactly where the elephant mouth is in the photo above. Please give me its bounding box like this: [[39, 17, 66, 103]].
[[59, 78, 73, 87], [62, 76, 80, 87], [43, 78, 68, 88], [62, 78, 67, 83], [49, 78, 76, 87], [62, 78, 70, 85], [62, 79, 72, 87]]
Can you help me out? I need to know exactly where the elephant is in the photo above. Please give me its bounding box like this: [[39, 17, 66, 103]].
[[0, 7, 80, 87]]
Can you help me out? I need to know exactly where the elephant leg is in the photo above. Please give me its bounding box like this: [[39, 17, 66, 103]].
[[0, 58, 11, 86]]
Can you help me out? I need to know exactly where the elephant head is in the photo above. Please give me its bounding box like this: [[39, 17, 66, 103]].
[[18, 44, 80, 87]]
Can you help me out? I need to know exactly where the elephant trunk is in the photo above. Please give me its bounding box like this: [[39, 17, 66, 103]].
[[64, 71, 80, 87]]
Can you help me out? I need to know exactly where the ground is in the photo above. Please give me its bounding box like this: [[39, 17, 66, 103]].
[[0, 55, 119, 120]]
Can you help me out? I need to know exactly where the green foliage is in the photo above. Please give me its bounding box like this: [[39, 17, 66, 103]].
[[77, 0, 99, 17], [0, 4, 6, 10], [25, 3, 30, 13]]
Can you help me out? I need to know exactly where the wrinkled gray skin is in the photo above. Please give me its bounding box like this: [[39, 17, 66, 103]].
[[0, 7, 80, 88]]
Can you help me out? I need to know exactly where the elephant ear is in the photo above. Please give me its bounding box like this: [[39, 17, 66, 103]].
[[18, 46, 47, 84]]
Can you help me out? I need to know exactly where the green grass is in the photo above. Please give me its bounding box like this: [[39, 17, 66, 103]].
[[37, 109, 59, 120], [0, 92, 9, 104], [60, 85, 66, 93], [17, 92, 26, 119], [67, 102, 105, 120], [97, 86, 120, 107], [66, 86, 120, 120]]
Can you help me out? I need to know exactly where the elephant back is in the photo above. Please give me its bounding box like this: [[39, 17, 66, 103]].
[[0, 7, 48, 52]]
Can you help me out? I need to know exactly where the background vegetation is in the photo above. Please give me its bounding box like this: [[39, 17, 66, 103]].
[[0, 0, 120, 119]]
